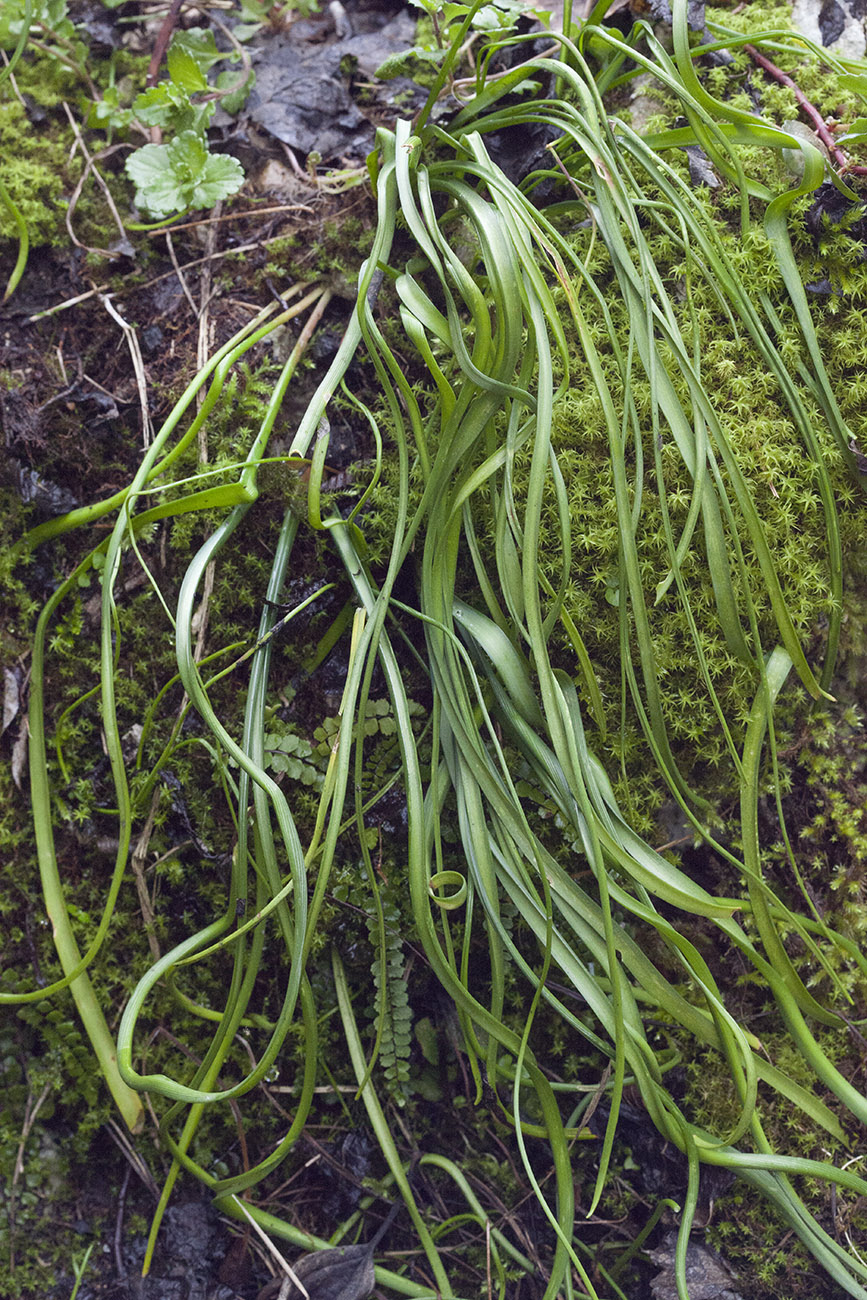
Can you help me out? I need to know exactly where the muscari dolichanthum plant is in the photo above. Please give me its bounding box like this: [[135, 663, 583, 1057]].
[[7, 0, 867, 1296]]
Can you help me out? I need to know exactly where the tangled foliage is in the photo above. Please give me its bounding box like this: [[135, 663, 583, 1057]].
[[5, 3, 867, 1298]]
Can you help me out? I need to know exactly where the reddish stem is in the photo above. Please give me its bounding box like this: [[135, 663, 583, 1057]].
[[744, 42, 850, 171], [146, 0, 185, 88]]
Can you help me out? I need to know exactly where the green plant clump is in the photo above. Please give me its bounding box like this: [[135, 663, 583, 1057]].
[[5, 3, 867, 1299]]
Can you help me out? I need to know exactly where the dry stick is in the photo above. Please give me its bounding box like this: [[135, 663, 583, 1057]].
[[209, 11, 253, 88], [230, 1196, 312, 1300], [34, 372, 84, 414], [130, 787, 163, 964], [28, 36, 99, 97], [466, 1170, 540, 1265], [143, 263, 310, 316], [144, 203, 315, 237], [744, 43, 867, 175], [62, 103, 133, 257], [278, 140, 309, 181], [197, 203, 220, 411], [0, 47, 26, 107], [137, 239, 283, 294], [8, 1082, 53, 1271], [105, 1118, 160, 1197], [28, 284, 111, 321], [165, 230, 200, 318], [81, 371, 127, 403], [146, 0, 184, 87], [114, 1165, 132, 1278], [99, 293, 155, 447]]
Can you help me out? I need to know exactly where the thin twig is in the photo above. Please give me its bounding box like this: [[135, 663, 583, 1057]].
[[27, 236, 308, 321], [209, 11, 253, 90], [230, 1196, 312, 1300], [80, 371, 125, 402], [164, 230, 200, 318], [99, 294, 155, 446], [29, 35, 98, 97], [146, 0, 184, 87], [0, 48, 26, 107], [744, 44, 867, 175], [130, 787, 163, 963], [279, 141, 308, 180], [114, 1165, 132, 1278], [146, 237, 282, 294], [144, 203, 315, 236], [192, 561, 216, 661], [62, 103, 132, 258], [104, 1119, 160, 1196], [197, 203, 220, 406], [34, 369, 84, 414], [8, 1082, 53, 1270], [12, 1083, 53, 1188], [27, 284, 111, 321]]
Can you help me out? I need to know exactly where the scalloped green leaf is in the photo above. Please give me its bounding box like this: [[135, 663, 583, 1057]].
[[126, 131, 244, 218]]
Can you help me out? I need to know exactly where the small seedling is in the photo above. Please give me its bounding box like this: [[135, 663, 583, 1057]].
[[68, 1241, 96, 1300], [120, 32, 249, 220], [126, 131, 244, 221]]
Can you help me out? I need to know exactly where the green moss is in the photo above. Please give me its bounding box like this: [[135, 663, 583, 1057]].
[[0, 42, 159, 253], [279, 214, 376, 288], [684, 1017, 865, 1299], [0, 99, 81, 246]]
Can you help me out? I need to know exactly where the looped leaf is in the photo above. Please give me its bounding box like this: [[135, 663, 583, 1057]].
[[428, 870, 468, 909]]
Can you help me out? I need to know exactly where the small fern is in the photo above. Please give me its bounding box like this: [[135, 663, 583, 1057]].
[[262, 729, 322, 789], [314, 697, 418, 748], [366, 898, 412, 1105], [314, 697, 425, 795]]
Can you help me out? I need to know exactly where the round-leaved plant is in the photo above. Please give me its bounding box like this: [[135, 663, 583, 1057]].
[[125, 129, 243, 219]]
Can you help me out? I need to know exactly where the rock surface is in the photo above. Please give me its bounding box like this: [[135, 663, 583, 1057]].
[[791, 0, 866, 58]]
